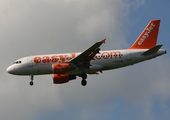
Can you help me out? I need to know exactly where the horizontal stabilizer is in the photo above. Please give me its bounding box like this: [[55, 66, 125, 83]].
[[142, 45, 163, 56]]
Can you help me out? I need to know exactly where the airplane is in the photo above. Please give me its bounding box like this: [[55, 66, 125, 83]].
[[7, 20, 167, 86]]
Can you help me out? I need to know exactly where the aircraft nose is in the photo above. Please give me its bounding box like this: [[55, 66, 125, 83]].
[[6, 66, 15, 74]]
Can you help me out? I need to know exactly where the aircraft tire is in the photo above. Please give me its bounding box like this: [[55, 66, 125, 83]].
[[82, 73, 87, 79], [81, 79, 87, 86], [30, 81, 34, 86]]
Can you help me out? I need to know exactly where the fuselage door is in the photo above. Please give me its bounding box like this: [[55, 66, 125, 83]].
[[27, 57, 33, 67], [126, 50, 132, 61]]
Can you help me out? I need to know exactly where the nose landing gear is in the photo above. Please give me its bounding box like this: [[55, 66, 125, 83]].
[[29, 75, 34, 86]]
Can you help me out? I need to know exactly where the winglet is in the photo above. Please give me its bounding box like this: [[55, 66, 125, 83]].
[[129, 20, 160, 49], [101, 38, 106, 44]]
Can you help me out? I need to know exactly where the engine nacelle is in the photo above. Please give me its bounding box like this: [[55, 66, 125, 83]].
[[53, 74, 76, 84], [52, 63, 77, 74]]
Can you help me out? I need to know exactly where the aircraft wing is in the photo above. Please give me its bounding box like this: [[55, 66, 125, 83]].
[[70, 39, 106, 68]]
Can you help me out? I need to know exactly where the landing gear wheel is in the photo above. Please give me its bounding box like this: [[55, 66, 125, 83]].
[[81, 79, 87, 86], [30, 81, 34, 86], [82, 73, 87, 79], [29, 75, 34, 86]]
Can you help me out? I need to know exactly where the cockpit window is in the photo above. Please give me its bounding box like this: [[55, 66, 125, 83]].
[[13, 61, 22, 64]]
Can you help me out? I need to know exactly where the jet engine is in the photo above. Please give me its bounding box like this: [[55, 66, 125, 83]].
[[53, 74, 76, 84], [52, 63, 77, 74]]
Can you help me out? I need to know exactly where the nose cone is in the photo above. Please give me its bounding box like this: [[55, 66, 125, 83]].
[[6, 66, 15, 74], [6, 65, 17, 75]]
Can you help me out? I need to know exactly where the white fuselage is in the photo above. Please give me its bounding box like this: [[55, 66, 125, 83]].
[[6, 49, 166, 76]]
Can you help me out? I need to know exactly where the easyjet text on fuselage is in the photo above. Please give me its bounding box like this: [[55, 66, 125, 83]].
[[33, 51, 123, 64]]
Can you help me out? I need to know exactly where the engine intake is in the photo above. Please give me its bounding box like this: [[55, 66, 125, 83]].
[[52, 63, 77, 74]]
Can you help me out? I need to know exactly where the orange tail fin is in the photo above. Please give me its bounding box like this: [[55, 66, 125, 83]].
[[128, 20, 160, 49]]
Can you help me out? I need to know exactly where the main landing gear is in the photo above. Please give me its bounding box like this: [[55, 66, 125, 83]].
[[29, 75, 34, 86], [81, 73, 87, 86]]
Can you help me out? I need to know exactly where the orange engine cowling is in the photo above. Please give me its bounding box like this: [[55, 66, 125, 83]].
[[53, 74, 76, 84], [52, 63, 76, 74]]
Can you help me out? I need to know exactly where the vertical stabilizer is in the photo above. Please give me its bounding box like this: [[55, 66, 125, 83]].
[[129, 20, 160, 49]]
